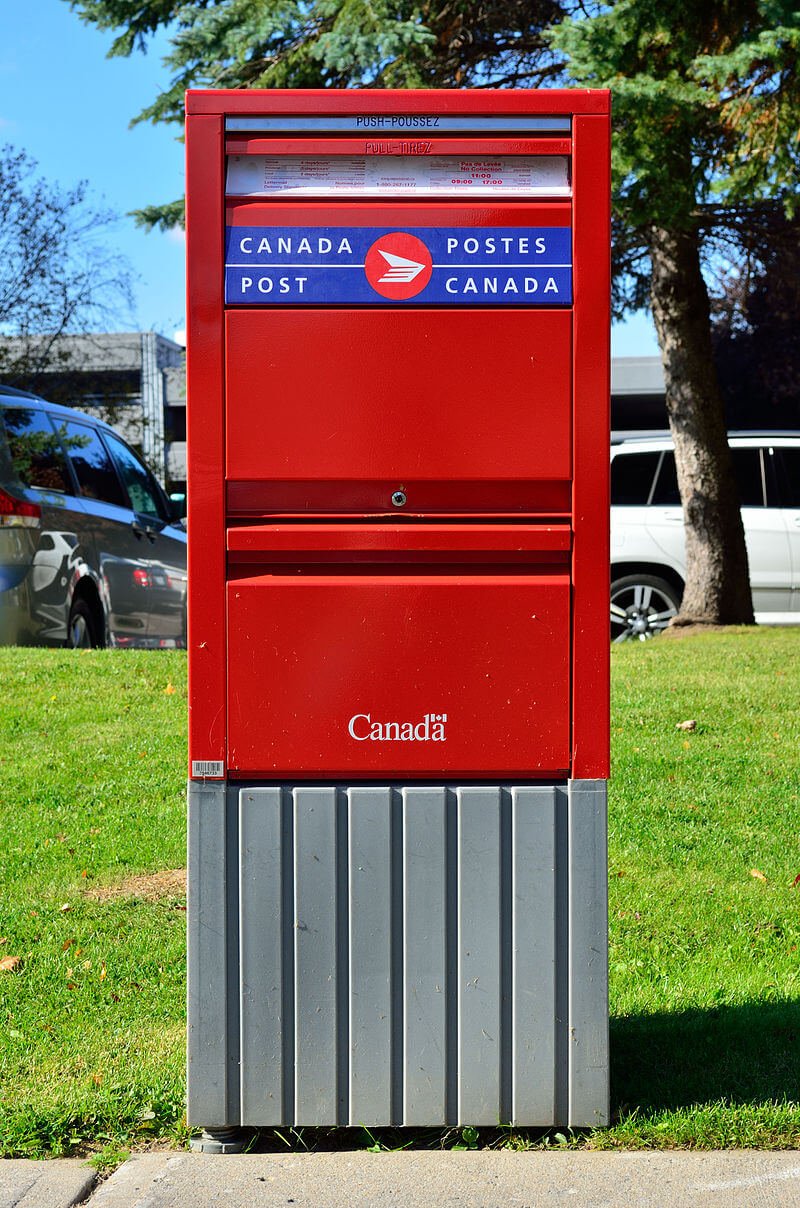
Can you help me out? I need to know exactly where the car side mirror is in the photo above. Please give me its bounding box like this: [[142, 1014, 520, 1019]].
[[169, 493, 187, 523]]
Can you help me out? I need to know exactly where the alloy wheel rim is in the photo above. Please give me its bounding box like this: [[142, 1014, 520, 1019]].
[[70, 614, 91, 648], [610, 583, 677, 643]]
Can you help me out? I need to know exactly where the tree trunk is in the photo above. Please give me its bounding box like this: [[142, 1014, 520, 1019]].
[[648, 224, 754, 625]]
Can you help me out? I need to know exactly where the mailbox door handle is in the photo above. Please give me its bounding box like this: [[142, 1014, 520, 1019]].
[[226, 522, 571, 566]]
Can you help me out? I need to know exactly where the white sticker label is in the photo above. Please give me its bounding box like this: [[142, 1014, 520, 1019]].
[[226, 155, 570, 197], [191, 760, 225, 778]]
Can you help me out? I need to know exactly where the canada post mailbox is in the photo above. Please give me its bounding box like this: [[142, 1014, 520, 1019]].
[[185, 89, 610, 1144]]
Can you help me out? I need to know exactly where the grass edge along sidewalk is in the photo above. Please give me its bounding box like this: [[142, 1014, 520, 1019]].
[[0, 630, 799, 1160]]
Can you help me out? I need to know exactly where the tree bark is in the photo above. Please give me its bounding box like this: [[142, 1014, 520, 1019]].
[[648, 223, 755, 625]]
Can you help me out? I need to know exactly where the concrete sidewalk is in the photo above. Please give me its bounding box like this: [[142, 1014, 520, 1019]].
[[0, 1157, 95, 1208], [5, 1150, 800, 1208]]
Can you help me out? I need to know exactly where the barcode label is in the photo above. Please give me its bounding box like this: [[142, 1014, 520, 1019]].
[[191, 760, 225, 778]]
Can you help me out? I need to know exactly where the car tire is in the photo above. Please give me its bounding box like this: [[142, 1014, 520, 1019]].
[[610, 573, 680, 643], [67, 598, 103, 649]]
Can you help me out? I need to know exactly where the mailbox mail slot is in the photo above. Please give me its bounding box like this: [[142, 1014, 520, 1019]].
[[186, 89, 610, 1137]]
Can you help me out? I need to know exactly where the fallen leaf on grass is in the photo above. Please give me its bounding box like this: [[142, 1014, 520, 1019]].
[[792, 873, 800, 889], [99, 962, 107, 981], [0, 955, 21, 972], [163, 683, 176, 695], [59, 903, 72, 913], [676, 719, 697, 731], [750, 869, 768, 882], [62, 938, 75, 952]]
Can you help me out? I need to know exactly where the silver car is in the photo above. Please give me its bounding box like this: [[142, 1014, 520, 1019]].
[[0, 387, 187, 648]]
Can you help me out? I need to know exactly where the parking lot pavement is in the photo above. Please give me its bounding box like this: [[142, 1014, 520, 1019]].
[[84, 1150, 800, 1208], [0, 1158, 96, 1208]]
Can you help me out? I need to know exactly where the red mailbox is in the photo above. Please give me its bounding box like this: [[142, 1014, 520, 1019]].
[[186, 89, 610, 1146]]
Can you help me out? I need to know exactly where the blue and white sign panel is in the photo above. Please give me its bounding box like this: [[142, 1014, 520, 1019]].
[[224, 226, 572, 305]]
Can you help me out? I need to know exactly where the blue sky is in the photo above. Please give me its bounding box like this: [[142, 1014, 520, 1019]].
[[1, 1, 659, 356]]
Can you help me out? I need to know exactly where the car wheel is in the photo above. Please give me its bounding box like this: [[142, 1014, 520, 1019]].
[[67, 598, 102, 649], [610, 574, 680, 643]]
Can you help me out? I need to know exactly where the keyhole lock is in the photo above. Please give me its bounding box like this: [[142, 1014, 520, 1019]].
[[391, 490, 407, 508]]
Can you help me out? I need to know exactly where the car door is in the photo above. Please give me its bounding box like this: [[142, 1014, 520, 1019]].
[[772, 444, 800, 613], [733, 445, 793, 617], [56, 417, 152, 645], [649, 446, 793, 616], [1, 405, 91, 644], [610, 447, 671, 564], [102, 431, 187, 646]]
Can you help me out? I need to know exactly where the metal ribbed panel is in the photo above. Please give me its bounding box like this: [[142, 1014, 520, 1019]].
[[402, 788, 447, 1124], [568, 779, 610, 1126], [188, 780, 607, 1128], [293, 787, 338, 1123], [187, 780, 237, 1127], [511, 786, 558, 1123], [239, 788, 283, 1123], [348, 787, 392, 1125], [457, 788, 502, 1123]]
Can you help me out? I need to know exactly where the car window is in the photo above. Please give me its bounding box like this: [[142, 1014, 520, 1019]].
[[650, 452, 681, 505], [58, 420, 127, 508], [731, 449, 766, 506], [104, 433, 167, 520], [652, 448, 765, 507], [775, 448, 800, 507], [1, 407, 72, 493], [610, 451, 661, 505]]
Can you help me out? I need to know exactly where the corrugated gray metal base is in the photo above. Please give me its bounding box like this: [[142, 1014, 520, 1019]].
[[187, 780, 608, 1129]]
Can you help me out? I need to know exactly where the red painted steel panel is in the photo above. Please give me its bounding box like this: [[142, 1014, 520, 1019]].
[[188, 88, 610, 117], [226, 572, 570, 777], [226, 138, 571, 157], [226, 201, 571, 229], [186, 114, 227, 777], [227, 522, 571, 553], [225, 309, 572, 502], [571, 114, 611, 778]]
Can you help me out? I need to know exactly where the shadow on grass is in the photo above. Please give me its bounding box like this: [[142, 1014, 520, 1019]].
[[611, 999, 800, 1114]]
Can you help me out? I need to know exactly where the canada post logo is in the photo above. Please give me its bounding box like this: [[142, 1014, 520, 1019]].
[[364, 233, 433, 299], [225, 225, 572, 306]]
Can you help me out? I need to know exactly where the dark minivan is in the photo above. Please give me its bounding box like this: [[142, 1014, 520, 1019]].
[[0, 387, 187, 648]]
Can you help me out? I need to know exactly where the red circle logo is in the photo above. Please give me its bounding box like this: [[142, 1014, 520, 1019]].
[[364, 232, 433, 300]]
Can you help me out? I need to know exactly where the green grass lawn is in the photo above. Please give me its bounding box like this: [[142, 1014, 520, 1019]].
[[1, 631, 799, 1157]]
